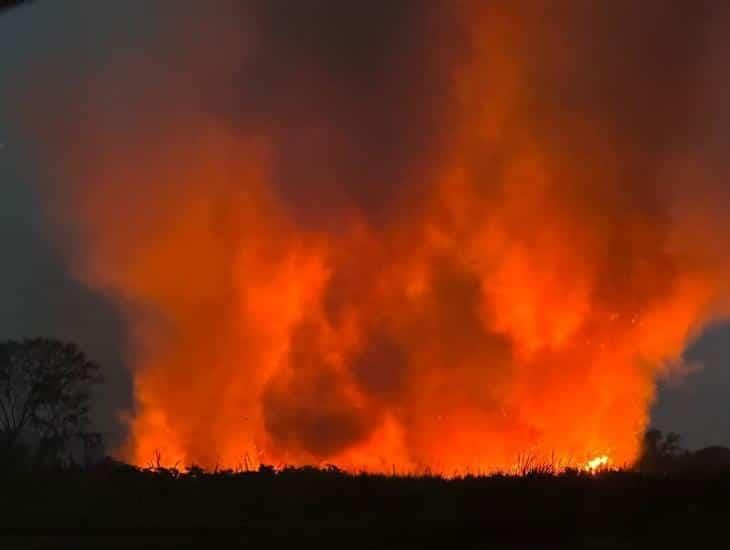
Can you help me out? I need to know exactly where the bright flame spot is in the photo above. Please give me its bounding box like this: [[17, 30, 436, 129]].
[[584, 455, 610, 473]]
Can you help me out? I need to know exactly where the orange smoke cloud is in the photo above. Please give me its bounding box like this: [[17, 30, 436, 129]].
[[27, 1, 730, 473]]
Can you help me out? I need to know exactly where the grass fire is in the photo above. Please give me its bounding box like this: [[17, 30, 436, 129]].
[[19, 0, 730, 477], [8, 1, 730, 546]]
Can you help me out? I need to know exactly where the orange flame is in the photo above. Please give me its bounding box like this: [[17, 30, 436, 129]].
[[584, 456, 610, 473], [25, 2, 730, 474]]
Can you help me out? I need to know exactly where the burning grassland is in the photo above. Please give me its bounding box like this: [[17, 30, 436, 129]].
[[20, 1, 730, 473]]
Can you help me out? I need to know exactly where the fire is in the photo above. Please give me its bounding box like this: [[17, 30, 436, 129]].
[[584, 456, 610, 473], [23, 2, 730, 474]]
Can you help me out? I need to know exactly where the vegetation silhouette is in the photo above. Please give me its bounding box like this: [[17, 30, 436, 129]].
[[3, 454, 730, 547], [1, 338, 730, 548], [0, 338, 102, 472]]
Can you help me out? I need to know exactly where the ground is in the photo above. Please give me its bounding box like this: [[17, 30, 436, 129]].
[[0, 462, 728, 548]]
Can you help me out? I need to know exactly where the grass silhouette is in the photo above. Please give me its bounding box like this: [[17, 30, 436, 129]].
[[1, 457, 729, 548]]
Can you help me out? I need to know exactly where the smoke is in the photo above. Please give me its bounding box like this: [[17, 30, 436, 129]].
[[24, 0, 730, 471]]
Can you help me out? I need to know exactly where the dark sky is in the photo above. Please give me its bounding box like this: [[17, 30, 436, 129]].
[[0, 0, 153, 448], [2, 1, 730, 452]]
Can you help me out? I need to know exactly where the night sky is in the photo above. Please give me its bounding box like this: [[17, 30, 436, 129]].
[[2, 1, 730, 454]]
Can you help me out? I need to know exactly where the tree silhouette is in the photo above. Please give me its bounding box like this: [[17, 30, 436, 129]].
[[660, 432, 682, 458], [0, 338, 101, 468], [638, 428, 685, 473]]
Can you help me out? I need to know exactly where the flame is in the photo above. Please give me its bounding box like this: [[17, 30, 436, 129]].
[[23, 2, 730, 474], [584, 456, 610, 473]]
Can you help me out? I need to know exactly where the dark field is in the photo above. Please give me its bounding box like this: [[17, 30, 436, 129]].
[[1, 462, 728, 549]]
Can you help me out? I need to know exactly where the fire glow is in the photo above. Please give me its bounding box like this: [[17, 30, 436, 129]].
[[584, 456, 611, 474], [27, 2, 730, 474]]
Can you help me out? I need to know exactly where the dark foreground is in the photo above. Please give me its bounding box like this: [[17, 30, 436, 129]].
[[0, 463, 727, 549]]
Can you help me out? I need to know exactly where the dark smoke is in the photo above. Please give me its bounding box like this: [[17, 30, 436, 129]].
[[206, 1, 467, 227]]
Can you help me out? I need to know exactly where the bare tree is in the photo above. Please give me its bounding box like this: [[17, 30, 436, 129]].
[[0, 339, 101, 467]]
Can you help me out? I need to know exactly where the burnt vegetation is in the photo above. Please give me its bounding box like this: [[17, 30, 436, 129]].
[[0, 340, 729, 548]]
